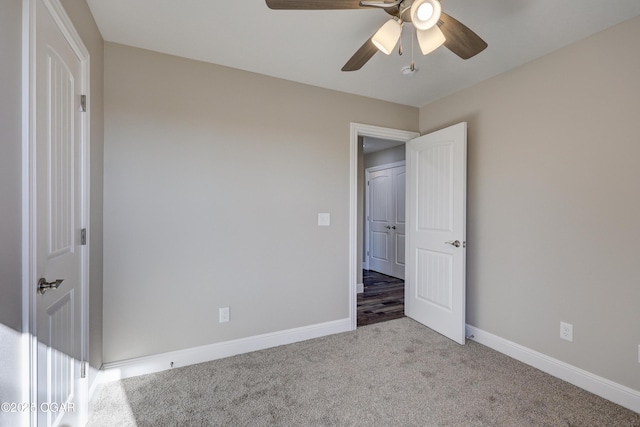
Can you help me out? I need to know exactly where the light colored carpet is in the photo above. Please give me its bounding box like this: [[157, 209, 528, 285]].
[[89, 318, 639, 426]]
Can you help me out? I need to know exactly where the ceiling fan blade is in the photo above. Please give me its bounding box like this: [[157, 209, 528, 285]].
[[438, 12, 487, 59], [342, 36, 378, 71], [266, 0, 366, 9]]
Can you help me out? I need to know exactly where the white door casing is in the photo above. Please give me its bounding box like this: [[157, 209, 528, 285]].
[[366, 163, 405, 279], [27, 0, 90, 425], [405, 123, 467, 345]]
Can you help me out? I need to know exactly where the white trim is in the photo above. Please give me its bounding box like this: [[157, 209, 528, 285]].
[[349, 123, 419, 331], [363, 160, 406, 272], [466, 324, 640, 414], [102, 318, 352, 381]]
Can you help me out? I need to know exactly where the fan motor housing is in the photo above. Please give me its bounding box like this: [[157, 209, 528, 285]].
[[385, 0, 421, 23]]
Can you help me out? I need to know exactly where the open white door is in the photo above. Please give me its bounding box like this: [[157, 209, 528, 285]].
[[30, 0, 89, 425], [405, 123, 467, 344]]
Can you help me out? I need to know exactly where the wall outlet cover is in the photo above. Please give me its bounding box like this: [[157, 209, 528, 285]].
[[560, 321, 573, 342], [318, 213, 330, 226], [219, 307, 230, 323]]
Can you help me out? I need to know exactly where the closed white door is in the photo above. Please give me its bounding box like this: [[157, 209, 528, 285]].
[[391, 166, 406, 279], [368, 168, 393, 275], [34, 0, 87, 425], [405, 123, 467, 344], [368, 165, 406, 279]]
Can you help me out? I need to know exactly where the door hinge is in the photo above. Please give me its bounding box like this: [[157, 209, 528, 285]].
[[81, 228, 87, 245], [80, 95, 87, 112], [80, 361, 87, 378]]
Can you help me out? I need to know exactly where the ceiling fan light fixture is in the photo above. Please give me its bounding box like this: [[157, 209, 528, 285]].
[[417, 25, 445, 55], [371, 18, 403, 55], [410, 0, 441, 31]]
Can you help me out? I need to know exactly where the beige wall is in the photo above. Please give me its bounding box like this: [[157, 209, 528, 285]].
[[61, 0, 105, 382], [0, 0, 23, 334], [0, 1, 25, 423], [103, 42, 418, 362], [420, 16, 640, 391]]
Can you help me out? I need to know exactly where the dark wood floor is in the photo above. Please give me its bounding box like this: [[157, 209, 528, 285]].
[[357, 270, 405, 327]]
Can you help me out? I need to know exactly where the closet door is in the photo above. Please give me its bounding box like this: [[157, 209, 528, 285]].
[[368, 164, 405, 279]]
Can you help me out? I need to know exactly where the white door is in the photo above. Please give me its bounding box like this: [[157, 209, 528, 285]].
[[34, 0, 87, 425], [391, 166, 406, 279], [368, 165, 406, 279], [405, 123, 467, 344]]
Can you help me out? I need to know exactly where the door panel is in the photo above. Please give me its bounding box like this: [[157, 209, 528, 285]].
[[35, 1, 85, 425], [416, 249, 452, 310], [371, 231, 389, 260], [405, 123, 466, 345]]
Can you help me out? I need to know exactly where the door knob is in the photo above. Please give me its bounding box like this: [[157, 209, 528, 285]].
[[385, 225, 391, 229], [391, 226, 396, 230], [38, 278, 64, 295], [445, 240, 461, 248]]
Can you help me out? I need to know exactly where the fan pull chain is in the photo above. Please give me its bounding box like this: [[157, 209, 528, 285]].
[[410, 26, 416, 71]]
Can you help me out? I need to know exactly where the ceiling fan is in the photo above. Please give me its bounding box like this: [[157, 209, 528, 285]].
[[265, 0, 488, 71]]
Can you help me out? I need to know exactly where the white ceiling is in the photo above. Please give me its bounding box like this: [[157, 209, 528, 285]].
[[86, 0, 640, 108]]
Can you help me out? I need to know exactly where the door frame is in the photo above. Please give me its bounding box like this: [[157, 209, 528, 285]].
[[364, 160, 405, 272], [349, 123, 419, 330], [22, 0, 91, 424]]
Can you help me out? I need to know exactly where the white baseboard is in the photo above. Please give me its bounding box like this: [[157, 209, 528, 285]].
[[466, 325, 640, 414], [357, 283, 364, 293], [102, 318, 351, 382]]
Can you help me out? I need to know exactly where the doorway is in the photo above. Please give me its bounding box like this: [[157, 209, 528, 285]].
[[348, 124, 419, 330], [350, 122, 468, 344], [358, 141, 407, 327]]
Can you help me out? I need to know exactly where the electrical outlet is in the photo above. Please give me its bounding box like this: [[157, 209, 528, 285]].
[[219, 307, 230, 323], [637, 345, 640, 364], [560, 322, 573, 342]]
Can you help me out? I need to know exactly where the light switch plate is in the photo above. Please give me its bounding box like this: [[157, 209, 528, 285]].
[[318, 213, 330, 226]]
